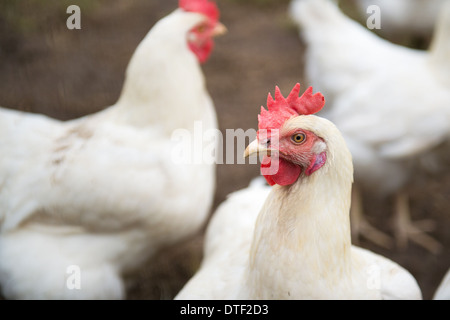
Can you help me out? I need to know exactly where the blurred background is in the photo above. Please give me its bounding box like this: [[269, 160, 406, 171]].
[[0, 0, 448, 300]]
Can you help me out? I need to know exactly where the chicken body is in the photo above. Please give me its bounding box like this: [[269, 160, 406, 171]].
[[0, 8, 219, 299], [175, 177, 271, 299], [176, 113, 422, 300], [433, 268, 450, 300], [289, 0, 450, 252]]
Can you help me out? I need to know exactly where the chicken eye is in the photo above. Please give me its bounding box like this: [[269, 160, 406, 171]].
[[196, 24, 207, 33], [291, 133, 306, 144]]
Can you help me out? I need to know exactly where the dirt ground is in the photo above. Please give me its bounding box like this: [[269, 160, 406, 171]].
[[0, 0, 449, 300]]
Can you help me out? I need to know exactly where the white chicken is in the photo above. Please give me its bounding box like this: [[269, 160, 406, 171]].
[[289, 0, 450, 253], [175, 84, 422, 300], [353, 0, 447, 46], [433, 268, 450, 300], [0, 0, 225, 299]]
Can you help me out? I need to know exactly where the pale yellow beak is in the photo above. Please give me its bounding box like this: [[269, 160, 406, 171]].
[[244, 139, 270, 158], [212, 22, 227, 37]]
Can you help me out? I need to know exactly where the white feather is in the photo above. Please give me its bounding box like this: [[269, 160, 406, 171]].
[[433, 268, 450, 300]]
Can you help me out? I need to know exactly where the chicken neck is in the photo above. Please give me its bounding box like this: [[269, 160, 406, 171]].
[[245, 126, 354, 299]]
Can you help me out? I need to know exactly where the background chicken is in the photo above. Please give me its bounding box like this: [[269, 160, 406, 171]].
[[176, 84, 422, 299], [0, 0, 225, 299], [433, 268, 450, 299], [0, 0, 448, 301], [289, 0, 450, 254]]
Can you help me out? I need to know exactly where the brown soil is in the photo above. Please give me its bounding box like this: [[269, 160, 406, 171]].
[[0, 0, 448, 300]]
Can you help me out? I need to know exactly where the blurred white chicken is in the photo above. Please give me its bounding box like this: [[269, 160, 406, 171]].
[[176, 177, 272, 299], [175, 84, 422, 300], [289, 0, 450, 253], [353, 0, 447, 47], [433, 268, 450, 300], [0, 0, 226, 299]]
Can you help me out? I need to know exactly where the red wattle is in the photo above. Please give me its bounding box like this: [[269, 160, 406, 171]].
[[189, 39, 214, 64], [261, 157, 302, 186]]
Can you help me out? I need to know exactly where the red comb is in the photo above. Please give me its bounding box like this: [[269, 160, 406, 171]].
[[179, 0, 219, 22], [258, 83, 325, 132]]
